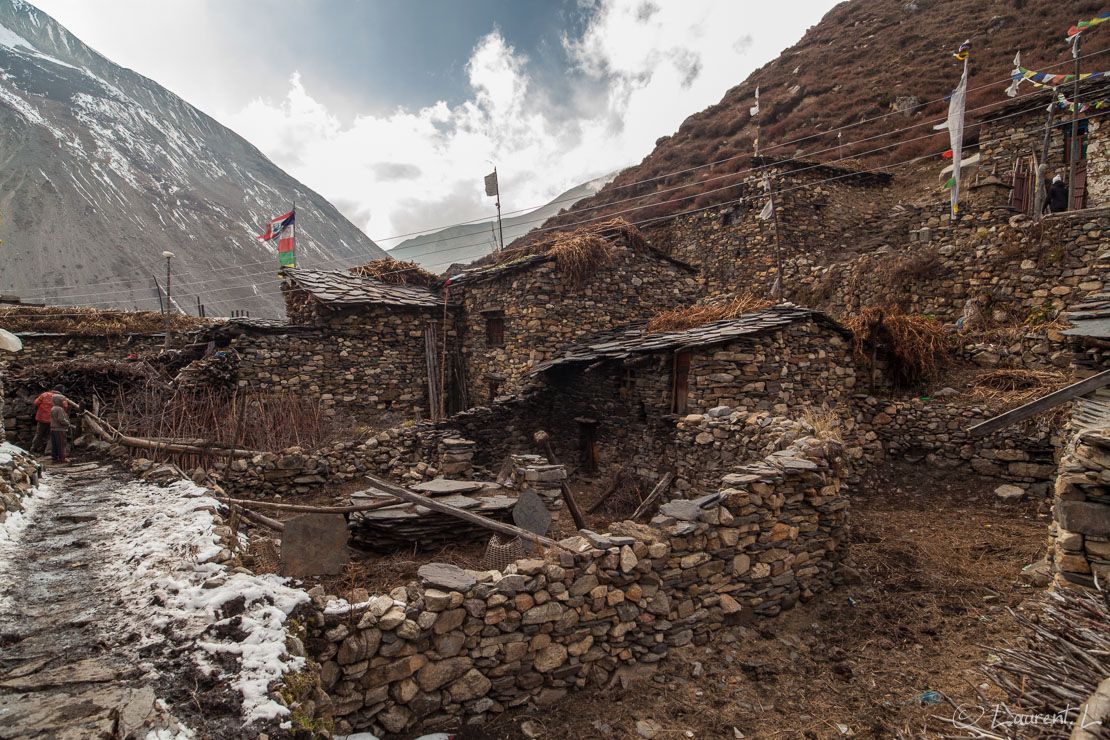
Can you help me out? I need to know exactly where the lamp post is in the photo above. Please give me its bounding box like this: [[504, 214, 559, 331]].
[[162, 250, 175, 348]]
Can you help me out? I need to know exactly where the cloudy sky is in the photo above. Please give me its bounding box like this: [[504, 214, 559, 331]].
[[32, 0, 840, 247]]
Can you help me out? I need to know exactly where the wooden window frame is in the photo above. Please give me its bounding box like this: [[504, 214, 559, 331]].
[[483, 311, 505, 347], [671, 351, 692, 414]]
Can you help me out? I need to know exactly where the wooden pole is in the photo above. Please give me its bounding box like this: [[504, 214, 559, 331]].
[[631, 472, 675, 520], [1035, 98, 1058, 221], [494, 167, 505, 252], [164, 254, 173, 348], [1068, 36, 1081, 211]]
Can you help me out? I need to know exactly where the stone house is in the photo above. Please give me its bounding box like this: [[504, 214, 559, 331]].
[[444, 229, 697, 406], [446, 304, 855, 487], [229, 268, 457, 421], [978, 80, 1110, 214]]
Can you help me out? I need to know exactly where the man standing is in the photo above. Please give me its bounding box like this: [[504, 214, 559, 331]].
[[31, 386, 79, 455], [1044, 175, 1069, 214]]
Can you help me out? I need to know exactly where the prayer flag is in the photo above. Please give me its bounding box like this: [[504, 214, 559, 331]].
[[1007, 51, 1021, 97], [942, 149, 953, 159], [484, 170, 498, 197], [941, 44, 969, 218], [954, 39, 971, 60], [749, 87, 759, 117], [257, 209, 296, 268], [943, 176, 956, 189], [759, 199, 774, 220]]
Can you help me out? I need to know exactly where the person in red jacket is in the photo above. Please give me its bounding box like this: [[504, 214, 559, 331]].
[[31, 386, 80, 455]]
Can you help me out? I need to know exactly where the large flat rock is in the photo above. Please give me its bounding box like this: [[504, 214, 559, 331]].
[[411, 479, 482, 495]]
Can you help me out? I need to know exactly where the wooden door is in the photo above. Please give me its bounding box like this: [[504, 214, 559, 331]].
[[1073, 162, 1088, 211], [672, 351, 692, 414]]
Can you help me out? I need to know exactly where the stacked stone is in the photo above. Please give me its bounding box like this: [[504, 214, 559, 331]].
[[303, 438, 850, 737], [0, 443, 41, 523], [851, 395, 1057, 489], [510, 455, 565, 513], [1050, 429, 1110, 588], [438, 438, 475, 477]]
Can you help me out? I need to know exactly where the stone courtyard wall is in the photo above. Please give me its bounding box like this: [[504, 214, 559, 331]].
[[1047, 415, 1110, 589], [302, 436, 850, 737]]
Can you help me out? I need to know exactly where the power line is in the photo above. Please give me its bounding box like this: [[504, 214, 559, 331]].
[[31, 86, 1065, 305], [15, 48, 1100, 302]]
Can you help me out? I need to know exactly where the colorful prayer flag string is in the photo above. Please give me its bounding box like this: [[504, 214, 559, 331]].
[[954, 39, 971, 61], [1068, 10, 1110, 40]]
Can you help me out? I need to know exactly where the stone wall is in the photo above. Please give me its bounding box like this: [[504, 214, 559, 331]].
[[302, 436, 850, 737], [229, 304, 448, 423], [1047, 418, 1110, 589], [0, 442, 42, 524], [455, 243, 697, 405]]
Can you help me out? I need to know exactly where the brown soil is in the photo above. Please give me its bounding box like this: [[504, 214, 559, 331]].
[[461, 460, 1049, 740]]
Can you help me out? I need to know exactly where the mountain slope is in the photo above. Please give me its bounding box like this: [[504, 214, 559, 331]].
[[541, 0, 1110, 232], [0, 0, 387, 318], [387, 172, 618, 273]]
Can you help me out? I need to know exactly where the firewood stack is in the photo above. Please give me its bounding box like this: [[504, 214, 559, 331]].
[[173, 350, 240, 395]]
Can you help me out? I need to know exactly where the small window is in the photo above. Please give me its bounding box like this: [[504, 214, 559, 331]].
[[488, 379, 502, 399], [485, 314, 504, 347]]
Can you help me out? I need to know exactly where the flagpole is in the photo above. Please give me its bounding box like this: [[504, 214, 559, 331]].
[[1068, 35, 1082, 211], [494, 167, 504, 252]]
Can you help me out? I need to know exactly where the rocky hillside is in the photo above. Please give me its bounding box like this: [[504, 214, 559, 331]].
[[541, 0, 1110, 232], [0, 0, 387, 318]]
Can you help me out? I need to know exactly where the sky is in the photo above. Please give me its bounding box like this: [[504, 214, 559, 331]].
[[31, 0, 841, 247]]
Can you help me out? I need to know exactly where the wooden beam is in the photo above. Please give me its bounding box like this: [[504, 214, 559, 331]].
[[969, 368, 1110, 437], [631, 471, 675, 521]]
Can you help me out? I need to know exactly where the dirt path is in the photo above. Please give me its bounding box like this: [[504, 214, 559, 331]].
[[0, 461, 305, 740]]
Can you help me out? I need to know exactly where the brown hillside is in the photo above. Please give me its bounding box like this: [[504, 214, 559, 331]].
[[539, 0, 1110, 233]]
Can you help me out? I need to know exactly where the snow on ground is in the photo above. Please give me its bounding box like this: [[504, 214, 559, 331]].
[[0, 442, 51, 545], [99, 478, 310, 723]]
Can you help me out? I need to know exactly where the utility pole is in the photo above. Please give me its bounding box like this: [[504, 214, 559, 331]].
[[1067, 35, 1082, 211], [162, 250, 174, 348]]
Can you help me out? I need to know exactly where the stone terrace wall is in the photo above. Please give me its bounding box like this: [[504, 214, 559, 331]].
[[645, 163, 896, 300], [229, 304, 448, 423], [0, 442, 42, 524], [455, 244, 697, 405], [303, 437, 850, 737], [1048, 423, 1110, 589]]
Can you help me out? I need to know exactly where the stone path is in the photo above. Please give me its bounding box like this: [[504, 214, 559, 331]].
[[0, 462, 192, 739]]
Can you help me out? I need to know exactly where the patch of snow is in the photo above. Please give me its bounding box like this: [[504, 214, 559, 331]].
[[0, 22, 35, 52]]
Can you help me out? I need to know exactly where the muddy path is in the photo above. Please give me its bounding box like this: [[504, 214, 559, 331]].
[[0, 461, 301, 740]]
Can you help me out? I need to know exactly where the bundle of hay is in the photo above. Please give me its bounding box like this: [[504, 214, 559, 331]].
[[645, 293, 773, 333], [491, 217, 651, 285], [844, 306, 947, 385], [968, 368, 1070, 409], [0, 305, 208, 337], [348, 257, 442, 290]]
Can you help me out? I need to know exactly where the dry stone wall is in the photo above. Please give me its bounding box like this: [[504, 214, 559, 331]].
[[456, 244, 696, 405], [302, 436, 850, 737], [1048, 422, 1110, 589], [0, 442, 42, 524]]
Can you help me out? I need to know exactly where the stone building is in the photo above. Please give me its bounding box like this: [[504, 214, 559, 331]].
[[234, 268, 457, 421], [978, 81, 1110, 214], [643, 156, 892, 299], [445, 305, 855, 488], [444, 229, 697, 406]]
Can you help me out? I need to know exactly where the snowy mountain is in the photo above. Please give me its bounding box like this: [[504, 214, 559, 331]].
[[0, 0, 387, 318], [387, 171, 618, 273]]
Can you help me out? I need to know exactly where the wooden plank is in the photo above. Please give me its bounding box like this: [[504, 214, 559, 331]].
[[631, 471, 675, 520], [360, 473, 571, 551], [969, 369, 1110, 437]]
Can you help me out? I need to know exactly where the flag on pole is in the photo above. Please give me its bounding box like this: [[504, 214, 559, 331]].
[[935, 42, 968, 218], [484, 170, 498, 197], [1006, 51, 1021, 97], [749, 87, 760, 117], [759, 199, 774, 220], [257, 209, 296, 267]]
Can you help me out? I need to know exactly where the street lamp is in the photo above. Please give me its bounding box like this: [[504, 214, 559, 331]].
[[162, 251, 175, 348]]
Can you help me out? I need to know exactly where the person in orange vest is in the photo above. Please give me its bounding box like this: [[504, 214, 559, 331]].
[[31, 386, 80, 455]]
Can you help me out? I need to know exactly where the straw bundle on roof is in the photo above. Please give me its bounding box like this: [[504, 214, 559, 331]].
[[348, 257, 442, 289], [492, 218, 651, 285], [0, 305, 209, 337], [645, 293, 773, 333], [844, 306, 947, 384]]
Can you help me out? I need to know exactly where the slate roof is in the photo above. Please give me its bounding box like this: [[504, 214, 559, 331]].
[[1063, 291, 1110, 339], [283, 268, 445, 308], [528, 304, 848, 375]]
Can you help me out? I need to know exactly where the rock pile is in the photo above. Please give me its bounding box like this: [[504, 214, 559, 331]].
[[0, 443, 41, 522], [1050, 428, 1110, 588]]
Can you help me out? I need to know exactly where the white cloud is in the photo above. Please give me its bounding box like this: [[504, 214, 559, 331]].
[[221, 0, 839, 252]]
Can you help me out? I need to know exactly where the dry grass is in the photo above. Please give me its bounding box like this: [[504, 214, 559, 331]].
[[493, 218, 651, 285], [348, 257, 442, 289], [0, 305, 209, 336], [801, 407, 844, 443], [646, 293, 774, 333], [845, 306, 948, 386], [967, 368, 1071, 410]]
